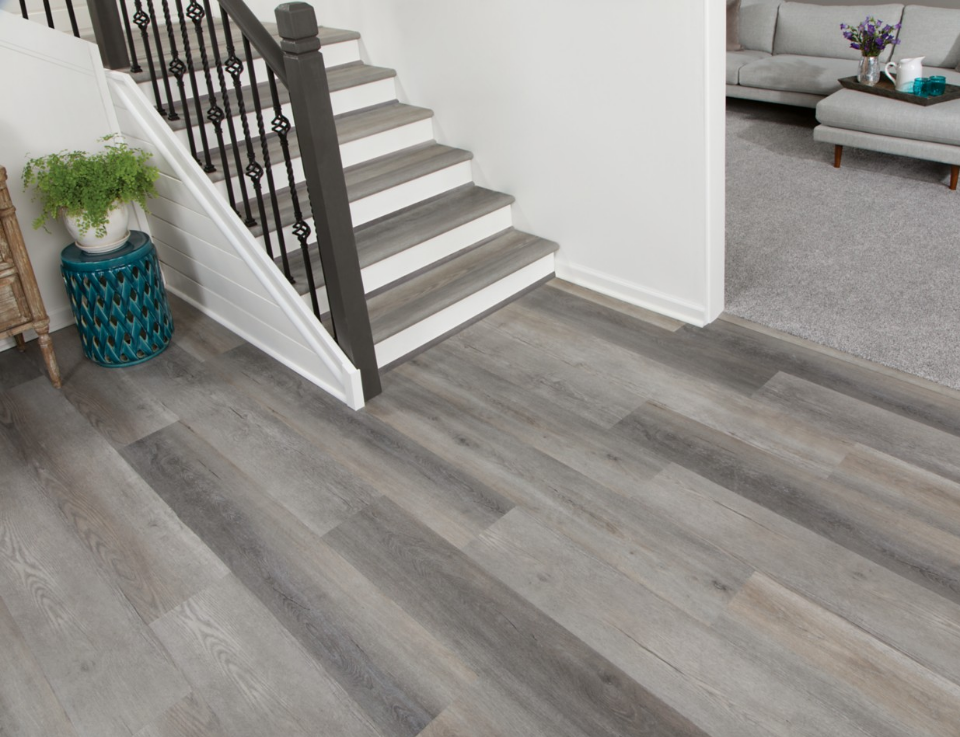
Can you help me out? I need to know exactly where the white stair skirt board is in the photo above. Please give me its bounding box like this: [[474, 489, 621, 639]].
[[257, 159, 474, 250], [302, 206, 515, 313], [106, 70, 365, 409], [374, 255, 556, 368]]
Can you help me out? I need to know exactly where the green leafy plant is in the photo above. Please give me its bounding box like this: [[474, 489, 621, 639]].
[[22, 135, 159, 238]]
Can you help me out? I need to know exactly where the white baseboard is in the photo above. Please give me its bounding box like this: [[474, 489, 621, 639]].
[[0, 305, 76, 352], [554, 261, 709, 327]]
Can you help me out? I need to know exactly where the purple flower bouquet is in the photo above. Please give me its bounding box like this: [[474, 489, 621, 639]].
[[840, 17, 901, 57]]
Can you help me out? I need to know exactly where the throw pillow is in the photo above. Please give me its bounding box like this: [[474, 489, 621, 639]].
[[728, 0, 744, 51]]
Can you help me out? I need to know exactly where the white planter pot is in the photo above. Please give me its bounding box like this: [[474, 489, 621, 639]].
[[62, 201, 131, 254]]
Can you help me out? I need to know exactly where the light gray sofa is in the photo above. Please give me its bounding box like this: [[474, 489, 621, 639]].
[[728, 2, 960, 188]]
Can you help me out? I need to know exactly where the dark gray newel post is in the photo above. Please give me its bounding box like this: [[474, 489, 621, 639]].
[[276, 1, 381, 400], [87, 0, 131, 69]]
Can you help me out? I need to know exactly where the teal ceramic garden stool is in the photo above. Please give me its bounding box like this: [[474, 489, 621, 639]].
[[60, 231, 174, 367]]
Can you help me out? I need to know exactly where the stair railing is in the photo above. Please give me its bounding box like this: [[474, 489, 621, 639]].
[[78, 0, 381, 399]]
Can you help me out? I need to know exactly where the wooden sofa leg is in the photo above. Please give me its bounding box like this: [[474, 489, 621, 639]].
[[951, 165, 959, 191], [834, 145, 843, 169]]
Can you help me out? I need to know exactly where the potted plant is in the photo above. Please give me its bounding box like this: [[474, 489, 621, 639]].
[[22, 135, 159, 254]]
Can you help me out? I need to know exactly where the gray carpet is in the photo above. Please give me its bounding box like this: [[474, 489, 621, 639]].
[[725, 98, 960, 390]]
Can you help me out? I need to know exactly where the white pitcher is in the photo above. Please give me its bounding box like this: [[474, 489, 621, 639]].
[[884, 56, 925, 92]]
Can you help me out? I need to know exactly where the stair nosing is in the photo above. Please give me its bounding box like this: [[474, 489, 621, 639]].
[[277, 184, 516, 294], [367, 229, 559, 343]]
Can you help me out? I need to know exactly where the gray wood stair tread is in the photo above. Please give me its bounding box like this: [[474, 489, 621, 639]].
[[327, 61, 396, 92], [346, 142, 472, 202], [202, 103, 430, 186], [248, 142, 470, 238], [278, 185, 515, 294], [336, 101, 433, 145], [368, 229, 558, 343], [117, 24, 356, 86], [166, 62, 396, 134]]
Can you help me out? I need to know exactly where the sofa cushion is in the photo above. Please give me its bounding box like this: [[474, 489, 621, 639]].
[[738, 54, 859, 96], [728, 0, 743, 51], [740, 0, 781, 53], [774, 3, 904, 61], [893, 6, 960, 69], [727, 50, 772, 84], [817, 88, 960, 147]]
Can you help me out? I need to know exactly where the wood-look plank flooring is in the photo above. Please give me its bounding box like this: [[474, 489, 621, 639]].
[[3, 280, 960, 736]]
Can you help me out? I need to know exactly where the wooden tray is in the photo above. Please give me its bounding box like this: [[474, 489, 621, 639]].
[[839, 76, 960, 106]]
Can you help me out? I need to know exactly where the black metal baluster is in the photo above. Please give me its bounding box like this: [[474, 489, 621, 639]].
[[19, 0, 28, 20], [203, 0, 254, 226], [267, 68, 319, 316], [64, 0, 80, 36], [40, 0, 54, 28], [174, 0, 213, 171], [117, 0, 143, 73], [221, 18, 273, 252], [245, 36, 292, 281], [131, 0, 166, 115], [144, 0, 177, 119], [186, 0, 235, 208], [158, 0, 195, 154]]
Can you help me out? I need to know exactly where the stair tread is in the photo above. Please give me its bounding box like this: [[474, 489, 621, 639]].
[[367, 229, 558, 343], [248, 141, 470, 238], [164, 62, 396, 134], [117, 23, 357, 86], [346, 141, 472, 202], [279, 184, 515, 294], [336, 100, 433, 144]]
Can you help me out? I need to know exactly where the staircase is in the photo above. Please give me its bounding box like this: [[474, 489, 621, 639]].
[[28, 0, 558, 407]]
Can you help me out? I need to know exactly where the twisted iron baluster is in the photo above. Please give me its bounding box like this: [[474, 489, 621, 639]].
[[131, 0, 166, 115], [159, 0, 194, 146], [65, 0, 80, 36], [245, 36, 292, 281], [186, 0, 236, 207], [174, 0, 213, 171], [202, 0, 254, 225], [117, 0, 143, 73], [221, 17, 273, 251], [268, 68, 320, 316], [144, 0, 177, 119]]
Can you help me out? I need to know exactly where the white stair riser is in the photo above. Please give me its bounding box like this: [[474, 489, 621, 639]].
[[256, 159, 474, 250], [373, 255, 556, 368], [352, 161, 473, 227], [340, 118, 434, 168], [132, 38, 361, 98], [211, 115, 436, 200], [296, 205, 514, 310], [322, 39, 361, 68], [173, 78, 399, 153], [361, 207, 513, 294]]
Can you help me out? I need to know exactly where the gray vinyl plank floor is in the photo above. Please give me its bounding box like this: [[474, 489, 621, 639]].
[[3, 281, 960, 736]]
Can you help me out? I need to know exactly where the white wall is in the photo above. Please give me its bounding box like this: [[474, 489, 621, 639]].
[[253, 0, 726, 324], [0, 10, 118, 350]]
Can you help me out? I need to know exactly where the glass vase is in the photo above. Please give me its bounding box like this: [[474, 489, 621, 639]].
[[858, 56, 881, 86]]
